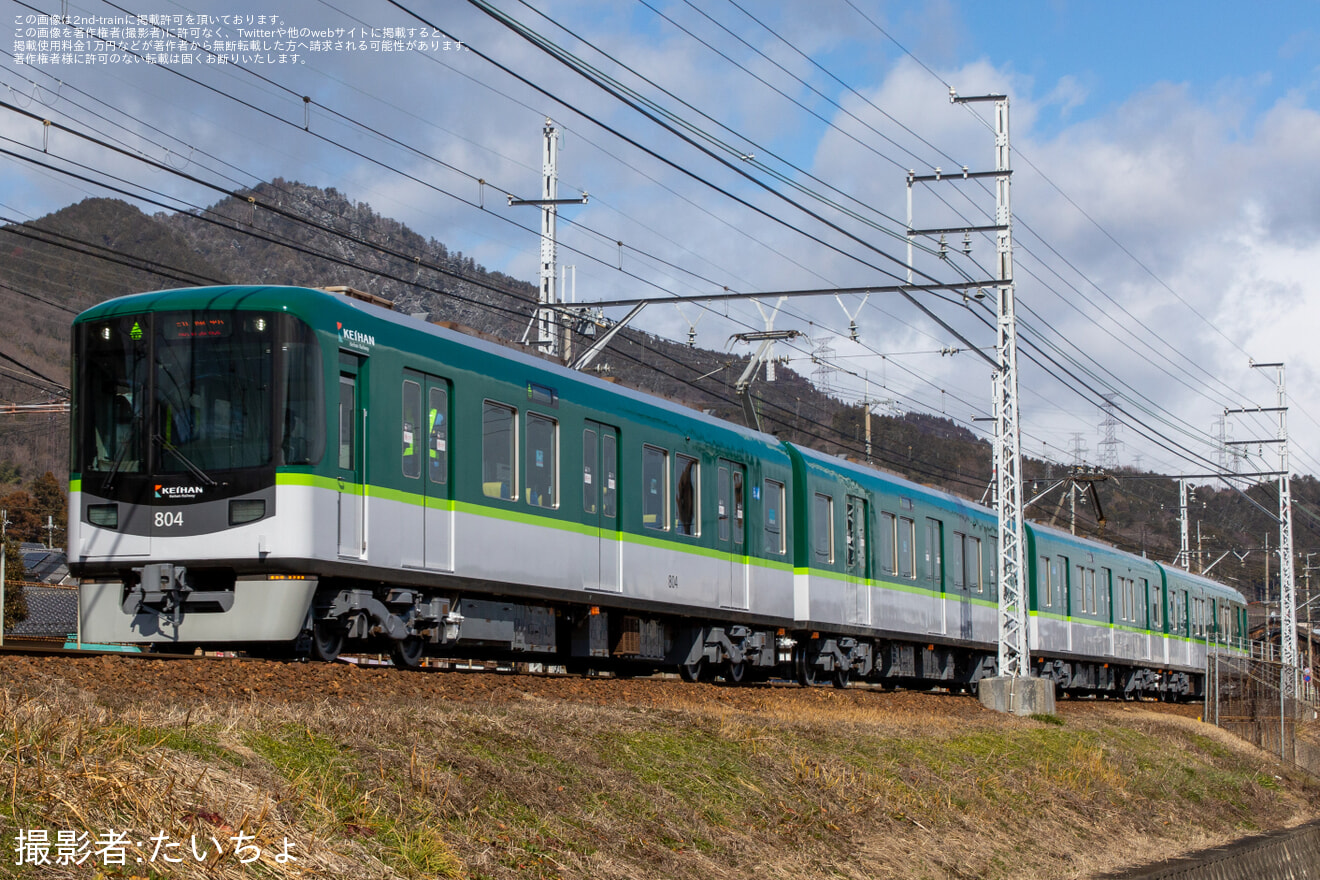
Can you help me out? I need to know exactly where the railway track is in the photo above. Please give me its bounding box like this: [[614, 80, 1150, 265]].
[[0, 645, 1205, 722]]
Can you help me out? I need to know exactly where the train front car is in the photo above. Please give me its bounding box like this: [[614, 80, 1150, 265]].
[[70, 287, 326, 651]]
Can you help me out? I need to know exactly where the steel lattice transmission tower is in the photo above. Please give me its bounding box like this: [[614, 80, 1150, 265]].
[[1097, 394, 1123, 470], [811, 338, 836, 395]]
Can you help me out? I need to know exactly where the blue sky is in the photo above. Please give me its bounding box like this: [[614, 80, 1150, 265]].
[[952, 2, 1319, 131], [4, 0, 1320, 480]]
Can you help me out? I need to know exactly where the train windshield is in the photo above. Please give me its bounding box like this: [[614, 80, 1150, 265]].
[[74, 310, 324, 477]]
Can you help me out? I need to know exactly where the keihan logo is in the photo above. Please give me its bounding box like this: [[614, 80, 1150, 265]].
[[337, 322, 375, 348], [156, 484, 203, 499]]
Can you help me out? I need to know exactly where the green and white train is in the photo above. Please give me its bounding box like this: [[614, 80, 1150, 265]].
[[69, 285, 1247, 695]]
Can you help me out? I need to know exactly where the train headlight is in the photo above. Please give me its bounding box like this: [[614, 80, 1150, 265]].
[[87, 503, 118, 529], [228, 499, 266, 526]]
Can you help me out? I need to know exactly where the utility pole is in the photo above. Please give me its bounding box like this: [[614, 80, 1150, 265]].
[[509, 118, 588, 361]]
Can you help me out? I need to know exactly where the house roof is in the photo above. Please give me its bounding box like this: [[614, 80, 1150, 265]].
[[7, 585, 78, 638]]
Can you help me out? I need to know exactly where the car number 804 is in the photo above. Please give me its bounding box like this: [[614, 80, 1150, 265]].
[[155, 511, 184, 528]]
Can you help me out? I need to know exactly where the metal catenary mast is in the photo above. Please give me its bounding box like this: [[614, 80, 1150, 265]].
[[1226, 362, 1297, 694], [509, 119, 588, 360], [907, 91, 1027, 682], [967, 92, 1027, 679]]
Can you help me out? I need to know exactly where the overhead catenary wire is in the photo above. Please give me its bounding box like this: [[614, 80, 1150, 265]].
[[5, 3, 1309, 509]]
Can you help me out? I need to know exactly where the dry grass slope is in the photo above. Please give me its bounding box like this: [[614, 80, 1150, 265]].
[[0, 656, 1317, 879]]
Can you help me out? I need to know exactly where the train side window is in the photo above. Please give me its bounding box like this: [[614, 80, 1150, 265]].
[[643, 445, 668, 530], [764, 478, 785, 554], [965, 535, 982, 593], [428, 386, 448, 485], [583, 429, 597, 514], [1101, 568, 1112, 618], [813, 493, 833, 565], [525, 413, 557, 508], [881, 512, 897, 575], [402, 379, 422, 479], [925, 518, 943, 588], [675, 454, 699, 536], [899, 516, 915, 579], [603, 433, 617, 519], [1150, 581, 1161, 629], [481, 401, 517, 500], [1039, 556, 1052, 607]]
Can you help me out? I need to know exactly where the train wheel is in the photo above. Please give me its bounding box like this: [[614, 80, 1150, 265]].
[[723, 660, 748, 685], [310, 620, 345, 663], [390, 637, 425, 670], [679, 658, 705, 683], [832, 667, 851, 689], [795, 648, 820, 687]]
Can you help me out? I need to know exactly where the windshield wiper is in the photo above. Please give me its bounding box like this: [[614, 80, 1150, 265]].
[[153, 435, 218, 487], [102, 434, 133, 491]]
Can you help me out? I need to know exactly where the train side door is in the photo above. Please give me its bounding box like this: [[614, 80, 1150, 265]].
[[423, 378, 453, 571], [337, 353, 367, 559], [925, 517, 946, 635], [400, 373, 452, 571], [583, 422, 621, 592], [717, 461, 747, 609], [845, 495, 871, 626]]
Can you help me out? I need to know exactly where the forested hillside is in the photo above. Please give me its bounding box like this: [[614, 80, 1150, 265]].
[[0, 180, 1309, 603]]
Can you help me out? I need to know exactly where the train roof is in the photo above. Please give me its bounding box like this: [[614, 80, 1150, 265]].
[[75, 284, 790, 459], [788, 442, 992, 521]]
